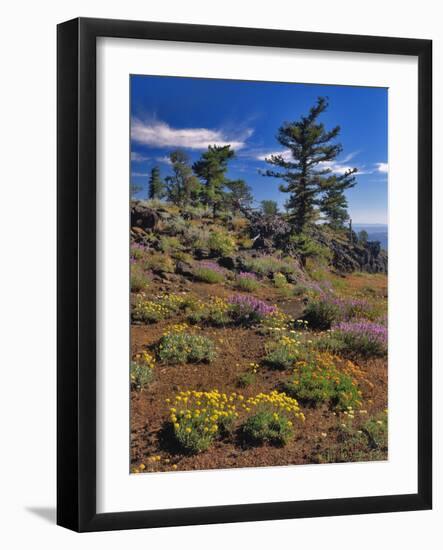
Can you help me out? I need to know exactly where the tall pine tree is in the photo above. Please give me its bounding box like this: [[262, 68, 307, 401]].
[[148, 166, 165, 200], [319, 170, 356, 229], [193, 145, 235, 215], [264, 97, 356, 232]]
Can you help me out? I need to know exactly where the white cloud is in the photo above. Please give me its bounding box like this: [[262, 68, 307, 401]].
[[131, 119, 253, 150], [131, 152, 149, 162], [131, 172, 149, 177], [255, 150, 293, 162], [156, 156, 172, 165], [376, 162, 388, 173]]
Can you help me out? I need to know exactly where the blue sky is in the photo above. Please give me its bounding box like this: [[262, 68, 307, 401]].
[[130, 75, 388, 224]]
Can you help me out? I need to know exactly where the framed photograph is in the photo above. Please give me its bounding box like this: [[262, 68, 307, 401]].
[[57, 17, 432, 532]]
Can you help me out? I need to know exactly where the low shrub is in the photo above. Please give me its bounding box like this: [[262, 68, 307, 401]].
[[167, 389, 240, 453], [236, 362, 259, 388], [130, 351, 155, 390], [241, 391, 304, 446], [207, 229, 237, 256], [186, 296, 231, 326], [235, 272, 260, 292], [303, 299, 341, 330], [322, 320, 388, 358], [283, 352, 363, 410], [141, 252, 175, 273], [157, 326, 217, 364], [193, 261, 225, 284], [242, 255, 296, 277], [130, 242, 148, 260], [131, 293, 191, 323], [264, 334, 301, 370], [228, 294, 276, 326], [258, 309, 294, 335], [159, 235, 183, 254], [130, 265, 150, 293]]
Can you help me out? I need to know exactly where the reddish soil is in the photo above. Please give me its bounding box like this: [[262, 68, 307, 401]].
[[130, 278, 388, 474]]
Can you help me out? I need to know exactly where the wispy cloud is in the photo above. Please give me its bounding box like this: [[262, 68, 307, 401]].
[[156, 156, 172, 165], [131, 152, 150, 162], [376, 162, 388, 173], [131, 172, 149, 177], [131, 119, 253, 150]]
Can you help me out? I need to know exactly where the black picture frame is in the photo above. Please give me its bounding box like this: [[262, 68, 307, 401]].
[[57, 17, 432, 532]]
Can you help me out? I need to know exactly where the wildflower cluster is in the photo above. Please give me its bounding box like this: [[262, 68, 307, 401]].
[[157, 327, 217, 364], [131, 293, 190, 323], [264, 333, 302, 369], [228, 294, 277, 325], [186, 296, 231, 326], [258, 309, 294, 335], [328, 320, 388, 357], [130, 351, 155, 390], [242, 255, 297, 277], [241, 391, 304, 446], [283, 352, 363, 410], [167, 390, 241, 453]]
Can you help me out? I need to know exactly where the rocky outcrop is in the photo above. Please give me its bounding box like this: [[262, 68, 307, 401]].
[[323, 236, 387, 273], [131, 202, 160, 231]]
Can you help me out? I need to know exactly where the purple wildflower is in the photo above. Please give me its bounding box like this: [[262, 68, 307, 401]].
[[238, 271, 258, 280], [333, 319, 388, 347], [197, 261, 225, 274], [228, 294, 276, 317]]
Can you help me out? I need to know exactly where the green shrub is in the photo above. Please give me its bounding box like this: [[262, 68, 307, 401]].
[[207, 230, 237, 256], [168, 389, 239, 453], [282, 352, 362, 410], [242, 255, 296, 277], [235, 273, 260, 292], [193, 265, 225, 284], [242, 410, 294, 446], [130, 351, 155, 390], [186, 296, 231, 326], [303, 299, 341, 330], [141, 252, 175, 273], [159, 235, 183, 253], [157, 330, 217, 364], [131, 293, 191, 323], [264, 335, 301, 370], [130, 266, 150, 293]]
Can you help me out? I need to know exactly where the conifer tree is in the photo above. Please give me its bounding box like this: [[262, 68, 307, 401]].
[[260, 200, 279, 216], [193, 145, 235, 215], [148, 166, 165, 200], [320, 169, 357, 228], [225, 179, 253, 211], [264, 97, 356, 232], [166, 150, 201, 206]]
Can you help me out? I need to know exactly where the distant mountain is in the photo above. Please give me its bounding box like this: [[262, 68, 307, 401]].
[[353, 224, 388, 251]]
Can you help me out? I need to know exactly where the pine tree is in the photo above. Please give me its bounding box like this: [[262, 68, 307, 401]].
[[225, 179, 253, 211], [148, 166, 165, 200], [260, 200, 279, 216], [320, 169, 357, 229], [193, 145, 235, 215], [165, 150, 201, 206], [264, 97, 356, 232]]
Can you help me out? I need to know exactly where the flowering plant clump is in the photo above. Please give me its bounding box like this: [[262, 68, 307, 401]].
[[242, 255, 297, 277], [193, 261, 225, 284], [167, 390, 241, 453], [130, 351, 155, 390], [131, 293, 191, 323], [186, 296, 231, 326], [157, 326, 217, 364], [241, 391, 305, 446], [130, 242, 148, 261], [283, 352, 363, 410], [258, 308, 294, 335], [264, 333, 302, 370], [228, 294, 277, 326], [329, 320, 388, 357], [235, 271, 260, 292]]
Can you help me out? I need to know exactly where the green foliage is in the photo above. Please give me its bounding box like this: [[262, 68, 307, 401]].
[[236, 371, 256, 388], [318, 331, 387, 358], [157, 331, 217, 364], [159, 235, 183, 254], [263, 97, 356, 232], [264, 335, 301, 370], [242, 255, 296, 277], [242, 410, 294, 446], [235, 275, 260, 292], [358, 230, 369, 245], [148, 166, 166, 200], [207, 229, 237, 256], [260, 199, 279, 216], [130, 265, 150, 293], [303, 299, 341, 330], [283, 353, 362, 410], [130, 351, 155, 390], [225, 179, 253, 210], [289, 233, 332, 266], [166, 150, 202, 206], [141, 252, 175, 273], [186, 297, 231, 326], [193, 145, 235, 214], [193, 267, 225, 284]]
